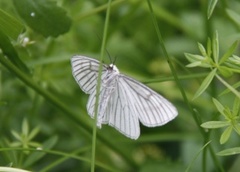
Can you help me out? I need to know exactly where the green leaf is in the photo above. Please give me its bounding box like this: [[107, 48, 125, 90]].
[[24, 136, 58, 167], [0, 167, 31, 172], [185, 53, 204, 62], [233, 123, 240, 135], [198, 42, 207, 56], [13, 0, 72, 37], [217, 147, 240, 156], [185, 53, 212, 68], [0, 30, 29, 73], [212, 31, 219, 63], [193, 68, 217, 100], [28, 141, 41, 148], [207, 0, 218, 19], [28, 126, 40, 141], [11, 130, 21, 141], [186, 61, 202, 68], [219, 40, 238, 65], [219, 81, 240, 96], [207, 38, 212, 57], [216, 74, 240, 99], [0, 9, 24, 40], [218, 66, 233, 77], [220, 126, 232, 144], [185, 140, 211, 172], [201, 121, 229, 129], [233, 98, 240, 117], [226, 9, 240, 27], [228, 55, 240, 66], [212, 98, 225, 117], [226, 55, 240, 72], [22, 118, 29, 136]]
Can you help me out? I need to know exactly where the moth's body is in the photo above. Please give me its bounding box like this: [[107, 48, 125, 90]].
[[71, 55, 178, 139], [97, 64, 119, 126]]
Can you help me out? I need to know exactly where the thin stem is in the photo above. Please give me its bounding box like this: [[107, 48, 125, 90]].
[[0, 54, 138, 169], [76, 0, 124, 21], [91, 1, 112, 172], [146, 0, 203, 130], [216, 74, 240, 99], [142, 72, 209, 84], [146, 0, 223, 171]]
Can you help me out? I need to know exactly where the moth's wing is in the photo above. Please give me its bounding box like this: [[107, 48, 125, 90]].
[[117, 74, 178, 127], [86, 81, 140, 140], [86, 86, 109, 121], [104, 77, 140, 140], [71, 55, 108, 94]]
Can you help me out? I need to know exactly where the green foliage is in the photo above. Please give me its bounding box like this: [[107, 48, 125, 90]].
[[12, 0, 72, 37], [0, 9, 24, 40], [207, 0, 218, 19], [10, 118, 41, 151], [0, 0, 240, 171], [201, 98, 240, 144], [185, 31, 240, 99]]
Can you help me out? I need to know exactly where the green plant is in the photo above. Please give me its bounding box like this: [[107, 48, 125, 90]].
[[0, 0, 240, 171]]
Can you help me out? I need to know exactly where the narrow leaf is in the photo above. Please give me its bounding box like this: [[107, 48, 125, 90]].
[[217, 147, 240, 156], [186, 61, 202, 68], [207, 0, 218, 19], [207, 38, 212, 57], [220, 126, 232, 144], [226, 9, 240, 27], [212, 31, 219, 63], [233, 97, 240, 117], [233, 123, 240, 135], [201, 121, 229, 129], [212, 98, 225, 117], [24, 136, 58, 167], [219, 40, 238, 64], [0, 167, 31, 172], [11, 130, 21, 141], [193, 68, 217, 100], [198, 42, 207, 56], [185, 140, 211, 172], [185, 53, 204, 62], [28, 127, 40, 140], [230, 55, 240, 65], [216, 74, 240, 99], [219, 81, 240, 96], [218, 66, 233, 77], [22, 118, 29, 136]]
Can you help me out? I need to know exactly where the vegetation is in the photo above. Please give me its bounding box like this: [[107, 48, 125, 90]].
[[0, 0, 239, 171]]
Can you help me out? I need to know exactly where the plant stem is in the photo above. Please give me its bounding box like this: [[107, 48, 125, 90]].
[[146, 0, 223, 171], [216, 74, 240, 99], [91, 0, 112, 172]]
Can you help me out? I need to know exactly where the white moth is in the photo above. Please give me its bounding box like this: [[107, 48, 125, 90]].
[[71, 55, 178, 139]]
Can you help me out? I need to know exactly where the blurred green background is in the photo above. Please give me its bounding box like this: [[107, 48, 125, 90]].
[[0, 0, 240, 171]]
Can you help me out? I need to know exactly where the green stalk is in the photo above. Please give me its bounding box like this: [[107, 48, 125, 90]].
[[216, 74, 240, 99], [91, 1, 112, 172], [146, 0, 224, 171], [0, 54, 137, 170], [76, 0, 124, 21]]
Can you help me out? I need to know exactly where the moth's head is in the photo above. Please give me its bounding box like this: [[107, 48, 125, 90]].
[[108, 64, 119, 74]]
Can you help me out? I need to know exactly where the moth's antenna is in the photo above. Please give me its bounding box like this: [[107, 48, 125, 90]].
[[113, 55, 118, 64], [106, 49, 113, 64], [95, 33, 114, 64]]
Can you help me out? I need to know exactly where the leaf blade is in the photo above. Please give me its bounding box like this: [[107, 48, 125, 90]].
[[13, 0, 72, 37], [193, 68, 217, 100]]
